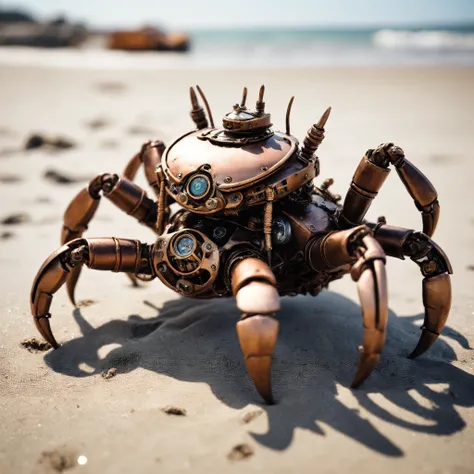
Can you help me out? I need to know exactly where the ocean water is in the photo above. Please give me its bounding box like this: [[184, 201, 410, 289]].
[[0, 26, 473, 69]]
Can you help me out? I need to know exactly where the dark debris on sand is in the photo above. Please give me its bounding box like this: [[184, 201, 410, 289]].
[[85, 118, 110, 130], [161, 406, 187, 416], [20, 337, 52, 353], [38, 448, 76, 472], [227, 443, 254, 461], [127, 125, 156, 136], [241, 409, 263, 424], [43, 169, 83, 185], [0, 231, 14, 240], [95, 81, 127, 94], [101, 368, 117, 380], [77, 299, 97, 308], [1, 212, 30, 225], [25, 133, 76, 151], [0, 174, 21, 183]]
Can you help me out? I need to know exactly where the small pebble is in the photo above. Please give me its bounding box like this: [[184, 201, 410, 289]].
[[241, 409, 263, 424], [86, 118, 109, 130], [25, 133, 75, 150], [161, 406, 187, 416], [77, 299, 97, 308], [0, 231, 14, 240], [43, 169, 82, 185], [0, 174, 21, 183], [101, 368, 117, 380], [227, 443, 254, 461], [1, 212, 30, 225]]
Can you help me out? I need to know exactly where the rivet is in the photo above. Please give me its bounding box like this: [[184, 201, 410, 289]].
[[224, 176, 232, 183], [211, 264, 217, 271], [423, 261, 437, 274], [206, 198, 218, 209], [177, 173, 183, 178], [261, 166, 268, 172]]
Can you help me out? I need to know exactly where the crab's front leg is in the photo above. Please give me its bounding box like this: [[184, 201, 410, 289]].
[[30, 238, 154, 348], [230, 256, 280, 404], [338, 143, 440, 237], [307, 226, 388, 387]]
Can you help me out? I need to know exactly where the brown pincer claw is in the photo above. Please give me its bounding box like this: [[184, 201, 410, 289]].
[[350, 232, 388, 388], [30, 240, 86, 348], [406, 233, 453, 359]]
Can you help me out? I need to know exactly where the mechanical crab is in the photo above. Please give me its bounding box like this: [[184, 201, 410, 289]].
[[30, 85, 452, 404]]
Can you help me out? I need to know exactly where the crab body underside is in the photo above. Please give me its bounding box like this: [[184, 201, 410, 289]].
[[30, 86, 452, 404]]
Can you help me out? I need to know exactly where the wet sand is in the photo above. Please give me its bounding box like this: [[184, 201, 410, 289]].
[[0, 65, 473, 473]]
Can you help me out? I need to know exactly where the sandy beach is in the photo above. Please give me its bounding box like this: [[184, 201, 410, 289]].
[[0, 64, 473, 473]]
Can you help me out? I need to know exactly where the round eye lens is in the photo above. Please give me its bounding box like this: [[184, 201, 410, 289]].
[[175, 236, 195, 257], [189, 176, 209, 198]]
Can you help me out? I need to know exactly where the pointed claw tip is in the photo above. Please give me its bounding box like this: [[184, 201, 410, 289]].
[[351, 352, 380, 389], [262, 394, 275, 405], [409, 329, 439, 360]]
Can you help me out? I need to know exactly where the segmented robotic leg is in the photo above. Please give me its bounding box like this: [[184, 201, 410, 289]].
[[372, 224, 453, 358], [123, 140, 166, 197], [307, 226, 388, 387], [30, 238, 154, 348], [231, 257, 280, 404], [338, 143, 440, 237], [62, 173, 158, 304]]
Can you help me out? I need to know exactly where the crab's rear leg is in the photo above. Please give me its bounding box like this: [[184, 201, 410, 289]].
[[307, 226, 388, 387], [30, 238, 154, 348], [371, 224, 453, 358], [230, 257, 280, 404]]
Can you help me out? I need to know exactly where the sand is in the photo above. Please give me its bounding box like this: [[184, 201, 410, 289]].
[[0, 65, 473, 473]]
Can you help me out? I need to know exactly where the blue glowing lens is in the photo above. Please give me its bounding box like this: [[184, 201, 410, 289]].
[[175, 236, 194, 257], [189, 176, 209, 198]]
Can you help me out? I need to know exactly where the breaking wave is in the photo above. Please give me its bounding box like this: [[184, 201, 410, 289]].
[[373, 29, 474, 50]]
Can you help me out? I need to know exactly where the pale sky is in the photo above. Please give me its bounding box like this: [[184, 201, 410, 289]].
[[2, 0, 474, 29]]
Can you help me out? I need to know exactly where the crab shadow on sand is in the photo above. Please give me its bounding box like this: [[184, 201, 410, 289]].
[[44, 291, 474, 458]]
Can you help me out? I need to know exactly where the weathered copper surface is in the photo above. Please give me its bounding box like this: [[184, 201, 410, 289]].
[[29, 86, 453, 404]]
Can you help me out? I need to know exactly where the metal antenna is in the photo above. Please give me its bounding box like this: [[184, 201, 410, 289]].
[[196, 85, 215, 128], [256, 85, 265, 114], [300, 106, 332, 170], [316, 106, 331, 129], [241, 87, 248, 108], [285, 96, 295, 135], [189, 87, 208, 129]]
